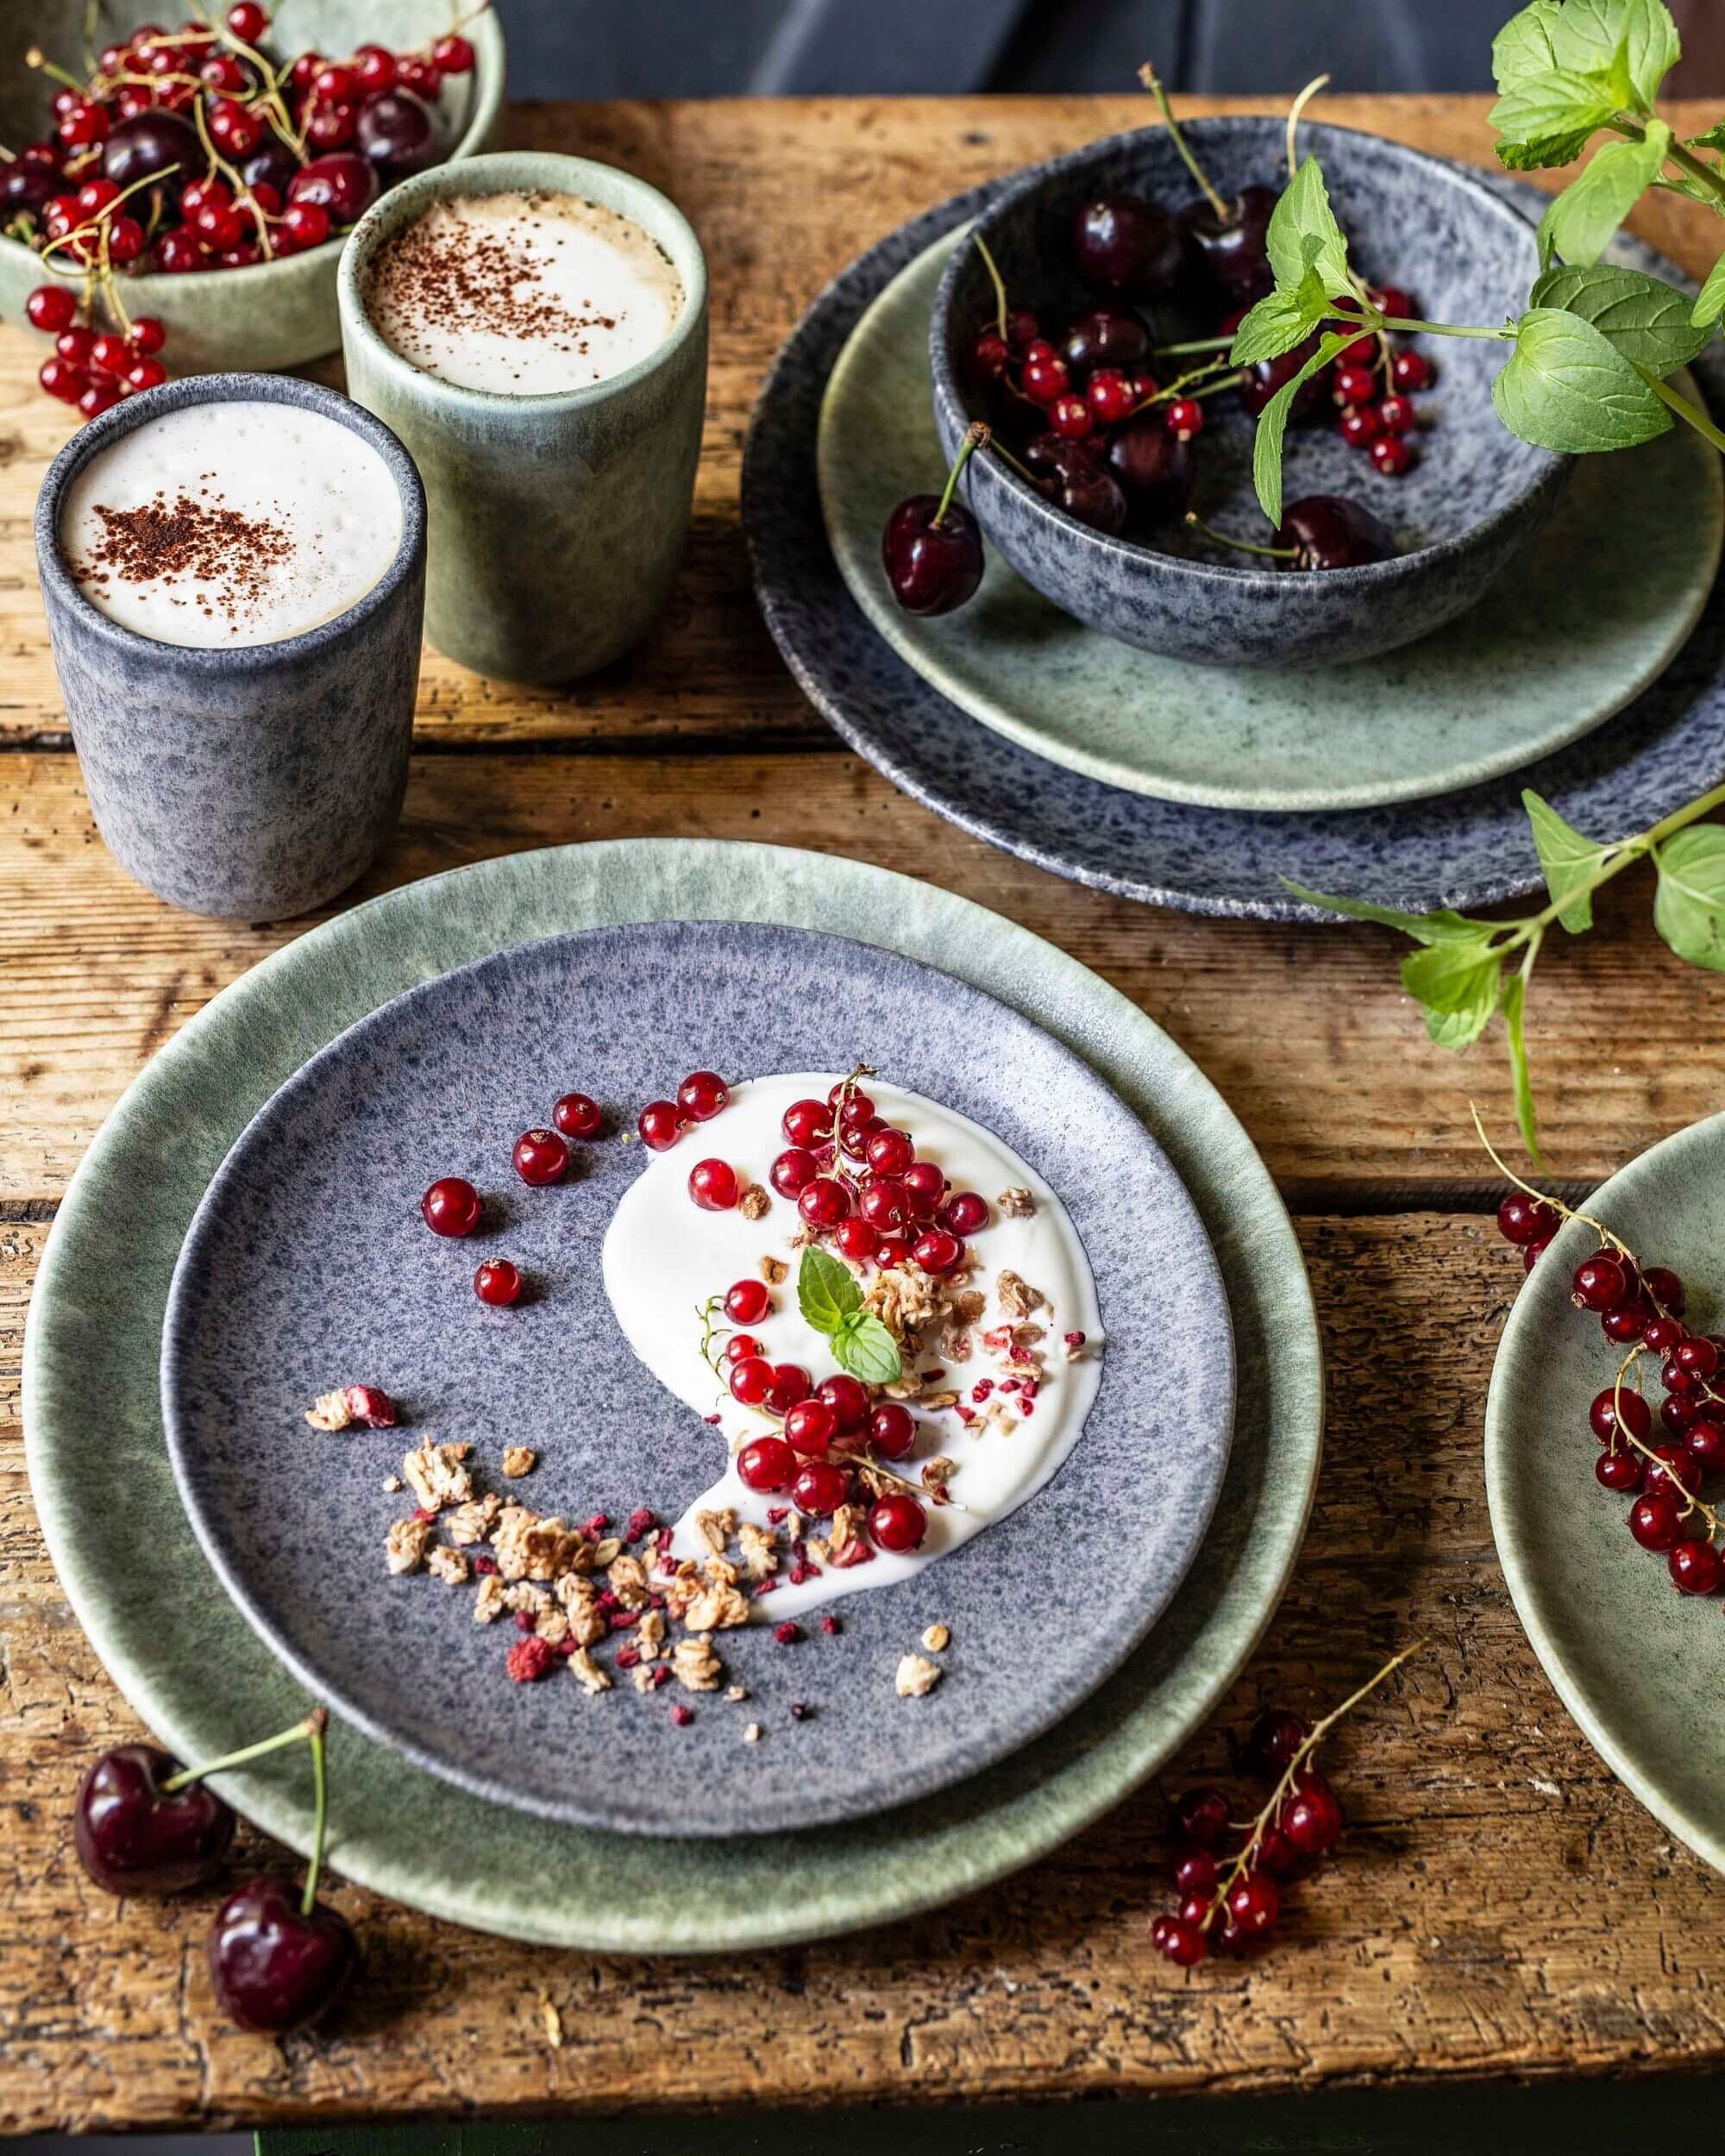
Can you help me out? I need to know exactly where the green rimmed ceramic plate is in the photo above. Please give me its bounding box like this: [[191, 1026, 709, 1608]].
[[818, 227, 1723, 816], [1488, 1112, 1725, 1873], [24, 839, 1321, 1949]]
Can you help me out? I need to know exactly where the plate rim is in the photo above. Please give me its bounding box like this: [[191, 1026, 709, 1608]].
[[24, 837, 1322, 1949], [157, 916, 1237, 1836]]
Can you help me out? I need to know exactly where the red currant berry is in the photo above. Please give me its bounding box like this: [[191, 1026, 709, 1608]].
[[869, 1491, 926, 1552], [857, 1178, 909, 1232], [1630, 1493, 1682, 1551], [781, 1099, 831, 1148], [192, 199, 246, 251], [59, 102, 110, 148], [687, 1158, 738, 1212], [836, 1217, 881, 1264], [1339, 404, 1383, 448], [1245, 1708, 1310, 1780], [792, 1458, 850, 1514], [474, 1258, 522, 1307], [1679, 1335, 1721, 1379], [1280, 1783, 1343, 1855], [875, 1232, 914, 1269], [1369, 436, 1415, 476], [279, 200, 332, 252], [677, 1069, 729, 1122], [227, 0, 269, 34], [1685, 1419, 1725, 1475], [1646, 1445, 1696, 1500], [729, 1355, 775, 1407], [817, 1374, 869, 1436], [637, 1100, 683, 1150], [1646, 1315, 1688, 1357], [829, 1082, 876, 1125], [306, 102, 357, 149], [912, 1228, 963, 1275], [1590, 1388, 1653, 1445], [26, 285, 76, 334], [900, 1160, 946, 1217], [1333, 366, 1378, 406], [1173, 1847, 1219, 1896], [38, 355, 86, 403], [1571, 1255, 1628, 1312], [1665, 1358, 1699, 1397], [123, 356, 167, 393], [398, 55, 444, 97], [969, 327, 1010, 381], [768, 1363, 813, 1413], [1390, 348, 1433, 392], [353, 41, 398, 93], [724, 1332, 762, 1364], [551, 1091, 601, 1140], [939, 1191, 989, 1237], [421, 1176, 480, 1237], [784, 1399, 837, 1457], [1670, 1538, 1722, 1595], [1087, 367, 1137, 423], [513, 1127, 568, 1186], [1643, 1266, 1688, 1316], [1152, 1915, 1208, 1967], [1226, 1872, 1280, 1937], [1368, 284, 1414, 317], [1164, 397, 1204, 438], [724, 1278, 770, 1326], [432, 32, 476, 71], [1602, 1304, 1649, 1344], [207, 97, 262, 154], [737, 1435, 796, 1493], [1171, 1785, 1230, 1848], [105, 215, 145, 264], [1049, 392, 1095, 439], [869, 1401, 916, 1460], [1021, 352, 1070, 405], [57, 325, 95, 367], [77, 178, 120, 216], [770, 1146, 819, 1198], [89, 332, 130, 379], [311, 61, 358, 102], [865, 1127, 916, 1178], [1596, 1449, 1644, 1493], [1378, 392, 1417, 436], [798, 1177, 851, 1228], [1662, 1393, 1700, 1438]]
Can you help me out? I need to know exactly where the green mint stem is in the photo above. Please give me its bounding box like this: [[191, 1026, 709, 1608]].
[[932, 422, 989, 528], [1365, 314, 1514, 341], [1155, 334, 1234, 357], [1639, 366, 1725, 454], [301, 1708, 329, 1918], [1496, 779, 1725, 953], [160, 1713, 321, 1794]]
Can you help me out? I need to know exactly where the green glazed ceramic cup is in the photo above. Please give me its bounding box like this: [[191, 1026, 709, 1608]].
[[337, 151, 709, 682]]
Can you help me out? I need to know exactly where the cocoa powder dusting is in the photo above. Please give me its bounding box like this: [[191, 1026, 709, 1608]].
[[67, 485, 293, 631], [367, 195, 615, 365]]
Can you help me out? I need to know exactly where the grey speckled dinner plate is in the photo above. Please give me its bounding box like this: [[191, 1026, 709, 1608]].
[[26, 840, 1320, 1946], [819, 225, 1721, 814], [744, 174, 1725, 919], [160, 920, 1233, 1837], [1488, 1115, 1725, 1876]]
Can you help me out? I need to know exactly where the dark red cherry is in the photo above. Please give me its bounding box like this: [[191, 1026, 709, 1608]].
[[1177, 185, 1278, 304], [101, 108, 198, 190], [1273, 495, 1396, 570], [1058, 304, 1153, 380], [208, 1877, 358, 2034], [74, 1743, 236, 1896], [882, 492, 983, 614], [1020, 431, 1128, 535], [286, 151, 378, 225], [1103, 414, 1194, 529], [354, 86, 443, 179], [1072, 193, 1184, 299]]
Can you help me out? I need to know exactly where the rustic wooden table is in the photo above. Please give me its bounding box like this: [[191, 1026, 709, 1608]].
[[4, 92, 1725, 2138]]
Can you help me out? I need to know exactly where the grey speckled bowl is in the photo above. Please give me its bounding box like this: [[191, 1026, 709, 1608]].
[[929, 119, 1570, 668], [0, 0, 504, 374]]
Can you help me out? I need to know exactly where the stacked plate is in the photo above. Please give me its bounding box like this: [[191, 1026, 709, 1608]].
[[24, 839, 1322, 1947], [743, 170, 1725, 920]]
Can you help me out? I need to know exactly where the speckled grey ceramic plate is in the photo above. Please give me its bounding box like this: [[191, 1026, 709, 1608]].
[[26, 840, 1320, 1946], [1488, 1116, 1725, 1876], [744, 177, 1725, 919], [819, 226, 1721, 813], [160, 919, 1233, 1836]]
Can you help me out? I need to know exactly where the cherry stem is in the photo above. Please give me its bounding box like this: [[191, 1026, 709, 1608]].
[[1284, 72, 1330, 176], [973, 233, 1010, 344], [1204, 1639, 1427, 1932], [988, 439, 1040, 487], [160, 1709, 323, 1794], [1139, 61, 1228, 223], [932, 422, 990, 529], [1185, 511, 1295, 560], [301, 1707, 329, 1918]]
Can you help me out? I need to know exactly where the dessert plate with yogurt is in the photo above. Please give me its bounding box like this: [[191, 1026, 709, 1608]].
[[160, 919, 1233, 1835]]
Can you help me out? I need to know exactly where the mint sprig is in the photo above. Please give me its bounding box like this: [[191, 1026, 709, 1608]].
[[798, 1246, 902, 1387]]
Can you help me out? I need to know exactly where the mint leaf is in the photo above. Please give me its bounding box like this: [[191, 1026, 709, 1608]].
[[1402, 938, 1505, 1050], [1653, 826, 1725, 968], [1490, 70, 1623, 168], [831, 1312, 901, 1387], [1498, 969, 1542, 1164], [1264, 157, 1351, 298], [1536, 122, 1669, 268], [1229, 281, 1323, 367], [1493, 0, 1565, 90], [798, 1244, 862, 1334], [1531, 262, 1709, 370], [1689, 122, 1725, 150], [1280, 882, 1496, 944], [1550, 0, 1679, 107], [1521, 789, 1611, 931], [1695, 254, 1725, 329], [1492, 306, 1671, 450], [1251, 327, 1357, 526]]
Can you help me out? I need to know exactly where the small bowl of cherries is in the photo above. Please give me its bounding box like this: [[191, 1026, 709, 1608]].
[[922, 110, 1570, 668], [0, 0, 505, 394]]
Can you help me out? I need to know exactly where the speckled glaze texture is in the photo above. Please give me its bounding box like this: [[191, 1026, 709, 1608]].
[[24, 840, 1321, 1946], [743, 175, 1725, 920], [1488, 1113, 1725, 1877], [0, 0, 505, 373], [34, 373, 426, 921], [162, 919, 1233, 1835], [825, 226, 1721, 813], [929, 120, 1569, 668], [338, 152, 708, 683]]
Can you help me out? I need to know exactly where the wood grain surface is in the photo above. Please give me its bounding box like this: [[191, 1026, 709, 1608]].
[[3, 95, 1725, 2132]]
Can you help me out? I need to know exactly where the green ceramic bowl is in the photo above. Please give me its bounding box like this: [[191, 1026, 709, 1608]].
[[0, 0, 505, 373]]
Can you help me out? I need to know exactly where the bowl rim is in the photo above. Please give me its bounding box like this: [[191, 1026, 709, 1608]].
[[0, 6, 505, 299], [33, 369, 427, 670], [928, 113, 1569, 592]]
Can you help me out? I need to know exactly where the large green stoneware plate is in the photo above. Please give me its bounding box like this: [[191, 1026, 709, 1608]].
[[24, 840, 1322, 1949], [818, 227, 1723, 815], [1488, 1113, 1725, 1872]]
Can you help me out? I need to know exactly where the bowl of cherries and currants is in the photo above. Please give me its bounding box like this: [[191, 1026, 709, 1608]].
[[912, 113, 1569, 669], [0, 0, 504, 390]]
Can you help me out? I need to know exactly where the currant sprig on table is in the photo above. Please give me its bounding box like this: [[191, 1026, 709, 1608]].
[[1153, 1641, 1427, 1968], [1487, 1115, 1725, 1597], [1286, 780, 1725, 1164]]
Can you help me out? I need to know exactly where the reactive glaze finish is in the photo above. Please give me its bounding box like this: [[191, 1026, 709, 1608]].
[[929, 119, 1569, 667], [339, 151, 707, 683], [34, 373, 426, 920]]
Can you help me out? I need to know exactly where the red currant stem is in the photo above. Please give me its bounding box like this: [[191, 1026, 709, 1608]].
[[1469, 1106, 1639, 1267], [191, 1, 308, 161], [972, 233, 1010, 345], [1283, 72, 1330, 176], [1638, 366, 1725, 455], [932, 423, 990, 530], [1610, 1353, 1723, 1535], [160, 1709, 323, 1794], [24, 48, 88, 94], [1184, 511, 1296, 561], [1138, 62, 1229, 223], [1201, 1639, 1427, 1933], [192, 97, 276, 260], [301, 1707, 330, 1918]]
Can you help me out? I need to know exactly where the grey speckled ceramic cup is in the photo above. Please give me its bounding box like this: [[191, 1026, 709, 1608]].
[[337, 152, 709, 683], [34, 373, 426, 922]]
